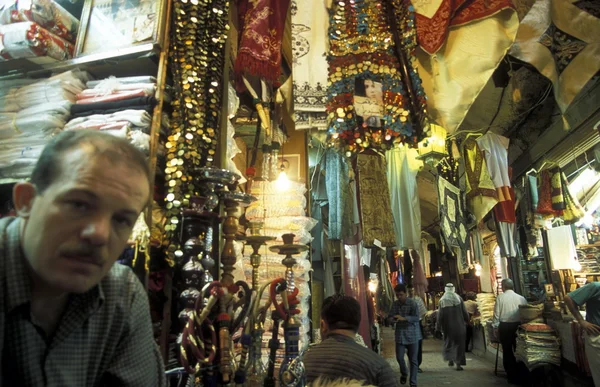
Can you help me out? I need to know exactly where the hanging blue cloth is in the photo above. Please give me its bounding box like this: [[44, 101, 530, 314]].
[[324, 149, 351, 240]]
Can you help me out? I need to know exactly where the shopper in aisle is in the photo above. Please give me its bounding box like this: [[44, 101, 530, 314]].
[[492, 278, 527, 384], [407, 285, 427, 373], [0, 130, 166, 386], [436, 283, 469, 371], [304, 294, 397, 387], [565, 282, 600, 387], [464, 292, 479, 352], [389, 283, 422, 387]]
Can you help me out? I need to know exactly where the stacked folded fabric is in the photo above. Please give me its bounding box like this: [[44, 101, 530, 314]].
[[515, 323, 561, 368], [477, 293, 496, 324], [0, 70, 87, 179], [65, 76, 159, 155]]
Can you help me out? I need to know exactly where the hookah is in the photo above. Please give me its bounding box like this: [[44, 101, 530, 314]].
[[267, 233, 308, 387], [237, 221, 275, 386], [179, 170, 255, 386]]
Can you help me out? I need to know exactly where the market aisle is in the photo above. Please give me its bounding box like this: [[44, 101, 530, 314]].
[[380, 327, 507, 386]]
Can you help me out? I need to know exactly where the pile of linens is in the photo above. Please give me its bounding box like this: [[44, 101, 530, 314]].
[[65, 75, 159, 155], [515, 323, 561, 368], [0, 0, 78, 62], [0, 70, 87, 179]]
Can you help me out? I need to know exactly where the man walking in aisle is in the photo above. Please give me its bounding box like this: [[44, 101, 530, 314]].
[[389, 283, 422, 387], [407, 285, 427, 373], [304, 294, 396, 387], [565, 282, 600, 387], [0, 130, 166, 386], [492, 278, 527, 384]]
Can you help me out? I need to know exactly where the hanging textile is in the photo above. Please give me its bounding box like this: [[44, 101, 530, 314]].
[[412, 251, 428, 301], [493, 168, 517, 223], [291, 0, 329, 130], [437, 176, 470, 273], [355, 153, 396, 247], [386, 146, 423, 250], [344, 243, 372, 348], [561, 172, 585, 224], [463, 137, 499, 223], [509, 0, 600, 113], [377, 249, 395, 314], [537, 169, 562, 218], [325, 0, 429, 153], [413, 1, 518, 133], [324, 149, 352, 240], [497, 222, 517, 258], [403, 250, 413, 285], [529, 175, 539, 211], [547, 226, 578, 270], [550, 167, 566, 211], [476, 133, 512, 202], [234, 0, 291, 83]]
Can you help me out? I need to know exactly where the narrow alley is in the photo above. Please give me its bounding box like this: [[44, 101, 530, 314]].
[[379, 327, 594, 387]]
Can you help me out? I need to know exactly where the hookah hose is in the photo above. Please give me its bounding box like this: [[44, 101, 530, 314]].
[[235, 280, 273, 386], [264, 280, 287, 387], [180, 286, 219, 375]]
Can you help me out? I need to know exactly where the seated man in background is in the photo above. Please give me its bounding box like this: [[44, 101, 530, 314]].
[[304, 294, 396, 387], [0, 130, 166, 386]]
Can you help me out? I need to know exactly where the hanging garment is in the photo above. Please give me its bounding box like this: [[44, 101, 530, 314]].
[[324, 149, 351, 240], [412, 252, 428, 301], [476, 133, 512, 202], [497, 222, 517, 258], [355, 153, 396, 247], [386, 146, 423, 250], [413, 1, 518, 133], [463, 137, 499, 222], [291, 0, 329, 130], [437, 176, 469, 252], [234, 0, 291, 83], [528, 175, 539, 211], [493, 185, 517, 223], [509, 0, 600, 113]]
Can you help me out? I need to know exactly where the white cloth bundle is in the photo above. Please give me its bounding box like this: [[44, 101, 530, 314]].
[[0, 101, 71, 139], [64, 109, 152, 132], [86, 76, 157, 88]]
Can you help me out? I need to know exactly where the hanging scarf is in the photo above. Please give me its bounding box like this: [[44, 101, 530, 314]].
[[551, 167, 566, 210], [412, 251, 428, 301], [234, 0, 291, 83], [439, 283, 462, 308]]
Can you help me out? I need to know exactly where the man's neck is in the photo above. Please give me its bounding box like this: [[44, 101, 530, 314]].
[[327, 329, 356, 339]]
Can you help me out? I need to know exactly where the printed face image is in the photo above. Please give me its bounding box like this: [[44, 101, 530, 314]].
[[354, 78, 384, 127]]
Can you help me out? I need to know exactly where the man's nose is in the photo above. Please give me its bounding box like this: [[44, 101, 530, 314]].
[[81, 216, 110, 246]]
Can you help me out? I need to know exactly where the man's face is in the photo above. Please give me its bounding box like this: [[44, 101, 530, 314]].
[[16, 146, 149, 294], [396, 290, 407, 303]]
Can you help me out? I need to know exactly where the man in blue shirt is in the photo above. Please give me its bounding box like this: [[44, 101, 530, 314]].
[[565, 282, 600, 387], [389, 283, 422, 387]]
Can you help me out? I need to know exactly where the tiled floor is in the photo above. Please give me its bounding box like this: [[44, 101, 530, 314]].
[[379, 327, 593, 387]]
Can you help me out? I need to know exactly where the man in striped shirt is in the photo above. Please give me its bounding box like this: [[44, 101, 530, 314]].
[[304, 294, 396, 387]]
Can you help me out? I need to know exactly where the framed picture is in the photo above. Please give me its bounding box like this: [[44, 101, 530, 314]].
[[75, 0, 166, 57]]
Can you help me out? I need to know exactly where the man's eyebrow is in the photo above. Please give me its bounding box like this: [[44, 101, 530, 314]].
[[61, 189, 100, 201]]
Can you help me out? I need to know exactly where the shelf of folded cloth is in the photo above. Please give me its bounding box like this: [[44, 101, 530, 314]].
[[0, 42, 160, 79]]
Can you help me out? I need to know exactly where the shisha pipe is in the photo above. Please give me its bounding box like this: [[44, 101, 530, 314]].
[[264, 279, 288, 387], [238, 279, 275, 386], [269, 234, 308, 387]]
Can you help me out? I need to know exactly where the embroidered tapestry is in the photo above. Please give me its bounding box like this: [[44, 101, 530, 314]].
[[291, 0, 329, 130], [437, 175, 469, 273], [355, 153, 396, 248], [509, 0, 600, 112]]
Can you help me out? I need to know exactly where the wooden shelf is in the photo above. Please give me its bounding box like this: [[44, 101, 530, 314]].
[[0, 43, 160, 79], [576, 243, 600, 249]]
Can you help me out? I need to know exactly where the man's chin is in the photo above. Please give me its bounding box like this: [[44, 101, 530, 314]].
[[50, 274, 99, 294]]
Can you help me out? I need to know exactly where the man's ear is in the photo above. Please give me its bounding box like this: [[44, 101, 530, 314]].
[[13, 182, 37, 218]]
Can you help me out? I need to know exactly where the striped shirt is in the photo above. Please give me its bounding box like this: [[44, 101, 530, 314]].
[[0, 217, 166, 386], [304, 333, 397, 387], [390, 298, 422, 345]]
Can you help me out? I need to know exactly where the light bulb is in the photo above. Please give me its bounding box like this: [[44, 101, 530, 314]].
[[276, 170, 290, 191]]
